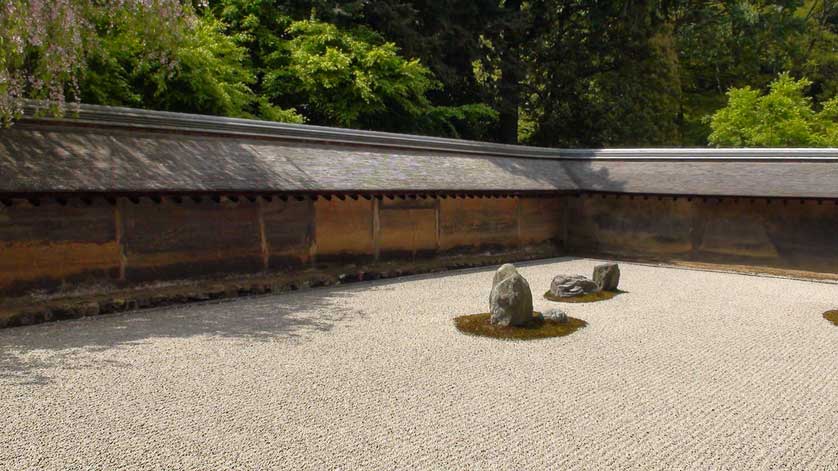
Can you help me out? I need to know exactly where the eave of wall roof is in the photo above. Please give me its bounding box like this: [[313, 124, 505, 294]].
[[1, 102, 837, 198]]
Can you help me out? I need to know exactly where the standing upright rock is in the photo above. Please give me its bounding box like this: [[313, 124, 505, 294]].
[[592, 263, 620, 291], [493, 263, 520, 289], [489, 264, 533, 327], [490, 263, 520, 306]]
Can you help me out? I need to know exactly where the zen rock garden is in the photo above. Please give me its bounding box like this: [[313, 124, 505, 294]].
[[544, 262, 623, 303], [453, 262, 623, 340]]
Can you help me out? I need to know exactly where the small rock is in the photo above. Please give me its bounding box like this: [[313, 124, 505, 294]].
[[593, 263, 620, 291], [338, 273, 359, 283], [489, 270, 534, 327], [309, 278, 328, 288], [100, 298, 126, 313], [542, 308, 568, 323], [549, 275, 599, 298], [76, 301, 100, 317]]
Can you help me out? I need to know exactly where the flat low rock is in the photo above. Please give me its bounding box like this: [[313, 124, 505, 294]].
[[550, 275, 599, 298], [542, 307, 568, 323], [490, 270, 533, 327], [593, 263, 620, 291]]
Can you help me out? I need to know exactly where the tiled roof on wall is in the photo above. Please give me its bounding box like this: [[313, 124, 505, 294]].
[[2, 103, 837, 198]]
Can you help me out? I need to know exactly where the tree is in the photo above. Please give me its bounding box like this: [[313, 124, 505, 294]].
[[471, 0, 528, 144], [521, 0, 680, 147], [1, 0, 89, 124], [674, 1, 807, 145], [708, 72, 838, 146], [795, 0, 838, 104], [214, 1, 496, 137], [262, 19, 436, 128], [83, 14, 298, 121], [362, 0, 501, 140], [1, 1, 196, 124]]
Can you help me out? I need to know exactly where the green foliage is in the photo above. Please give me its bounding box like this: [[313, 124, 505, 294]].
[[674, 1, 808, 145], [0, 0, 88, 123], [796, 1, 838, 103], [213, 7, 496, 136], [8, 0, 838, 146], [708, 73, 838, 146], [263, 19, 436, 128], [521, 1, 681, 147], [82, 11, 301, 121], [415, 103, 499, 140]]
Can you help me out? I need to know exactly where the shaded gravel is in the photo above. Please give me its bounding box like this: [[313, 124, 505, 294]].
[[2, 258, 838, 470]]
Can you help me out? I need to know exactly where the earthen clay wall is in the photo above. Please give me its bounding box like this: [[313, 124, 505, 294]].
[[0, 195, 565, 298], [4, 191, 836, 302], [566, 194, 838, 274]]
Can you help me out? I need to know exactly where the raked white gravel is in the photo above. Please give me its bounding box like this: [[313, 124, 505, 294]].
[[2, 258, 838, 470]]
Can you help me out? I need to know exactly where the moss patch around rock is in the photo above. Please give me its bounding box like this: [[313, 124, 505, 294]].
[[824, 310, 838, 326], [543, 289, 626, 303], [454, 312, 587, 340]]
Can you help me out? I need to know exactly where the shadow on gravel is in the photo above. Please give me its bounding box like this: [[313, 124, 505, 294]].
[[0, 286, 368, 386], [0, 256, 582, 386]]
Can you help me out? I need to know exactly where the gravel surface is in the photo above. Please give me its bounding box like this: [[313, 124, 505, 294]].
[[2, 258, 838, 470]]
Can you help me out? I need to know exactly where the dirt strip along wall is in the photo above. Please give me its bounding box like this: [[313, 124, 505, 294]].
[[0, 195, 565, 298], [566, 194, 838, 274]]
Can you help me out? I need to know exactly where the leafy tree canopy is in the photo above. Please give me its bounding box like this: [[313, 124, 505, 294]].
[[709, 72, 838, 147], [5, 0, 838, 147]]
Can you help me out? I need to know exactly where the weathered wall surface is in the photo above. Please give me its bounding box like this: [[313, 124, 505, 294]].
[[262, 197, 314, 270], [314, 197, 375, 263], [0, 195, 565, 298], [377, 198, 438, 260], [567, 195, 838, 273], [439, 198, 520, 253], [4, 192, 837, 301], [121, 197, 265, 282], [0, 199, 121, 294]]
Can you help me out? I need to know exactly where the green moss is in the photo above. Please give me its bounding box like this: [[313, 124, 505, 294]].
[[824, 310, 838, 326], [543, 289, 626, 303], [454, 312, 587, 341]]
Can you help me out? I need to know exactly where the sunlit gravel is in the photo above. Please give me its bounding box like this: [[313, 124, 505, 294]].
[[2, 258, 838, 470]]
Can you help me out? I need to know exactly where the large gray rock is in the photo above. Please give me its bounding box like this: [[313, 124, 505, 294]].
[[492, 263, 519, 288], [489, 272, 533, 327], [491, 263, 520, 306], [549, 275, 599, 298], [592, 263, 620, 291]]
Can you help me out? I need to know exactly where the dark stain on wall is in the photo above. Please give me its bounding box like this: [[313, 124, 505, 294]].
[[121, 197, 264, 282], [518, 197, 565, 247], [0, 195, 567, 298], [567, 195, 838, 274], [439, 197, 519, 254], [0, 198, 120, 294], [3, 192, 837, 301], [378, 197, 438, 261], [314, 197, 375, 265], [262, 197, 314, 270]]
